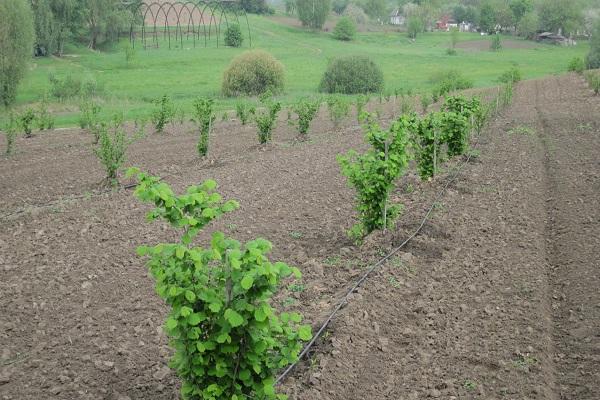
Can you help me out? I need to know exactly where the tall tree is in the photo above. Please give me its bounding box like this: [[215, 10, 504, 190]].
[[296, 0, 332, 29], [0, 0, 35, 106], [587, 19, 600, 68], [31, 0, 57, 56], [537, 0, 583, 35], [479, 1, 496, 33], [509, 0, 533, 23], [81, 0, 130, 49]]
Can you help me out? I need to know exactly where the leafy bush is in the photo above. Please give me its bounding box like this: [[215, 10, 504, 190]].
[[235, 101, 256, 125], [333, 17, 356, 41], [222, 50, 285, 97], [355, 94, 368, 121], [254, 92, 281, 144], [95, 120, 127, 185], [498, 66, 522, 84], [49, 74, 102, 100], [407, 16, 423, 39], [3, 113, 17, 155], [296, 0, 331, 29], [568, 57, 585, 74], [19, 108, 36, 138], [414, 112, 441, 180], [152, 95, 176, 133], [191, 97, 215, 157], [440, 111, 469, 157], [338, 113, 414, 241], [291, 98, 320, 135], [446, 48, 457, 56], [490, 34, 502, 51], [128, 168, 311, 400], [420, 95, 432, 113], [326, 95, 350, 128], [319, 55, 384, 95], [342, 4, 368, 25], [36, 96, 55, 130], [586, 72, 600, 95], [79, 99, 102, 142], [430, 69, 473, 99], [224, 24, 243, 47]]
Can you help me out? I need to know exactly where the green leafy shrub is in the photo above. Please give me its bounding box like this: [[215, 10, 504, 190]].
[[490, 34, 502, 51], [152, 94, 176, 134], [36, 96, 55, 130], [319, 55, 384, 95], [224, 24, 244, 47], [128, 168, 312, 400], [407, 16, 423, 39], [440, 111, 469, 157], [472, 100, 490, 135], [326, 95, 350, 128], [222, 50, 285, 97], [95, 120, 127, 185], [3, 113, 17, 155], [291, 98, 320, 135], [49, 74, 102, 100], [355, 94, 368, 122], [235, 101, 256, 125], [19, 108, 36, 138], [333, 17, 356, 41], [430, 69, 473, 98], [498, 67, 522, 84], [568, 57, 585, 74], [586, 21, 600, 69], [79, 99, 102, 143], [588, 73, 600, 95], [420, 95, 431, 113], [501, 81, 514, 106], [446, 48, 457, 56], [254, 92, 281, 144], [124, 43, 136, 67], [191, 97, 215, 157], [337, 113, 414, 241], [414, 112, 441, 180]]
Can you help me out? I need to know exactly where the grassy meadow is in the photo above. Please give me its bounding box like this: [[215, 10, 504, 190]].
[[8, 14, 589, 126]]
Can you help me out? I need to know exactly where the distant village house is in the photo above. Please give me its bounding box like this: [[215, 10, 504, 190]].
[[389, 9, 405, 26]]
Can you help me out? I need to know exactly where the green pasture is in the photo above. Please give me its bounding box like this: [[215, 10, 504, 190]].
[[6, 14, 588, 126]]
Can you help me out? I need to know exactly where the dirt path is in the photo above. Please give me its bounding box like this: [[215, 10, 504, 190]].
[[283, 75, 600, 399], [535, 76, 600, 400]]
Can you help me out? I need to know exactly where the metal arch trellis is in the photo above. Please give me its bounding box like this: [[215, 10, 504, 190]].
[[128, 0, 251, 50]]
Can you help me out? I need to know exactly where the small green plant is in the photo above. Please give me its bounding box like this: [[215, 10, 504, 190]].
[[235, 101, 256, 125], [254, 91, 281, 144], [176, 107, 186, 125], [133, 118, 147, 141], [355, 94, 368, 122], [152, 94, 175, 134], [289, 231, 303, 239], [414, 112, 441, 180], [36, 96, 55, 130], [95, 119, 127, 185], [221, 112, 229, 122], [590, 73, 600, 95], [440, 111, 470, 157], [3, 113, 17, 155], [291, 98, 320, 136], [430, 69, 473, 98], [128, 168, 311, 400], [191, 97, 215, 157], [498, 66, 522, 84], [490, 33, 502, 51], [446, 48, 457, 56], [19, 108, 36, 138], [79, 100, 103, 143], [288, 283, 305, 293], [224, 24, 244, 47], [568, 57, 585, 74], [326, 95, 350, 128], [463, 379, 477, 391], [337, 113, 414, 241], [420, 95, 431, 113], [508, 125, 534, 135]]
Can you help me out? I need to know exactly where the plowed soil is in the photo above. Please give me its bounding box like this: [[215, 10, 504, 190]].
[[1, 74, 599, 400]]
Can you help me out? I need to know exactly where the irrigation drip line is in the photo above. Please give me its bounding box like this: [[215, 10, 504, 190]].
[[275, 133, 485, 386]]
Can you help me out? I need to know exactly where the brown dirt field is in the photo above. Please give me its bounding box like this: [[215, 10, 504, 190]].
[[456, 38, 539, 51], [1, 75, 599, 400]]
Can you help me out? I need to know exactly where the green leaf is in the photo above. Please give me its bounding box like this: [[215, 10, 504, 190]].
[[176, 246, 185, 260], [240, 275, 254, 290], [188, 313, 203, 326], [209, 302, 222, 313], [298, 325, 312, 341], [185, 290, 196, 302], [224, 309, 244, 327], [166, 318, 178, 330], [180, 306, 192, 317]]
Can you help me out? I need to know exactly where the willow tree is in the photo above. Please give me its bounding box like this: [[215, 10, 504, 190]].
[[0, 0, 35, 106]]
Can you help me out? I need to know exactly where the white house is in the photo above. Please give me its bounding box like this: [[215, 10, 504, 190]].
[[389, 9, 405, 26]]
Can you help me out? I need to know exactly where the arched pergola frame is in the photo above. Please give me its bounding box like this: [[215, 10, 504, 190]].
[[129, 0, 252, 50]]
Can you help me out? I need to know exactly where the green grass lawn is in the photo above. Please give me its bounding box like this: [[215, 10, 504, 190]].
[[6, 14, 589, 126]]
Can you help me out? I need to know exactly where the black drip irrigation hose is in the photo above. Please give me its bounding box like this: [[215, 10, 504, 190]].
[[275, 135, 484, 386]]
